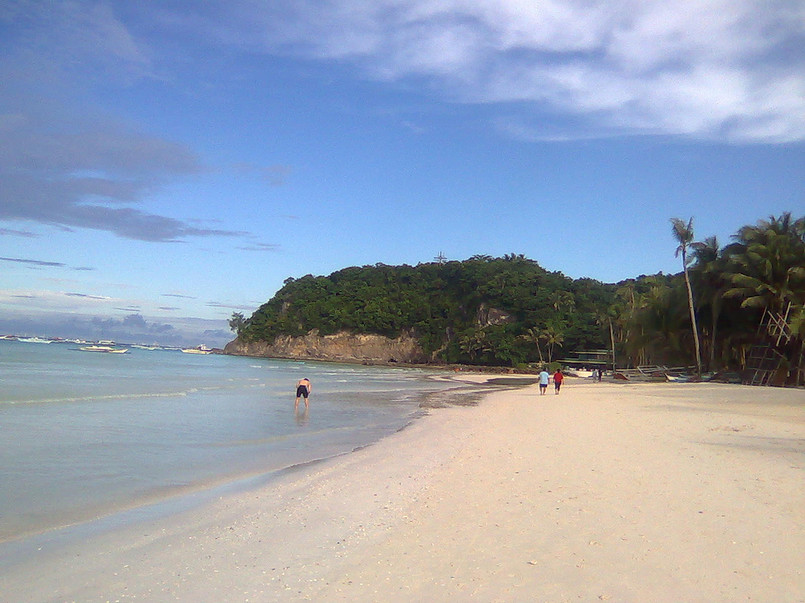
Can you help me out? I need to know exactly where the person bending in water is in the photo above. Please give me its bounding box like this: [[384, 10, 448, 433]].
[[295, 378, 311, 411]]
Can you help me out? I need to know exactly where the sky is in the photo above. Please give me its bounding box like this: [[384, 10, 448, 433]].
[[1, 1, 803, 347]]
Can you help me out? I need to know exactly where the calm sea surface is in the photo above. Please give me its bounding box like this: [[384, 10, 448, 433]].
[[0, 339, 459, 543]]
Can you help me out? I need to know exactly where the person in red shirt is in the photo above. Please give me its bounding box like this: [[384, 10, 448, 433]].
[[553, 369, 564, 394]]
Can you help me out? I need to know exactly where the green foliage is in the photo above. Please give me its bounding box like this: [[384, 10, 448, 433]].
[[228, 312, 246, 334], [238, 256, 615, 366], [237, 213, 804, 374], [611, 213, 804, 373]]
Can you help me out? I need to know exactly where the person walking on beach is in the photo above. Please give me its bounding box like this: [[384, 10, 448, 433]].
[[295, 378, 311, 411], [553, 368, 564, 394], [539, 369, 550, 395]]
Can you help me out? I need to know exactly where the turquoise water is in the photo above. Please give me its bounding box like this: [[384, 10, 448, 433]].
[[0, 339, 456, 543]]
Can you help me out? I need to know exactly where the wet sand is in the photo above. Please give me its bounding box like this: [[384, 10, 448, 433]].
[[2, 378, 803, 602]]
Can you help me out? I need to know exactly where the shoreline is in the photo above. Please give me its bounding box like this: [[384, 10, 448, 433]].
[[3, 378, 803, 601], [0, 372, 502, 547]]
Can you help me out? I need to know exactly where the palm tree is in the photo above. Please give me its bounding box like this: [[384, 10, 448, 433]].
[[612, 281, 638, 364], [550, 291, 576, 315], [723, 213, 805, 313], [541, 322, 564, 363], [722, 213, 805, 384], [632, 277, 680, 366], [671, 217, 703, 375], [594, 309, 617, 371], [459, 328, 492, 362], [690, 236, 727, 370], [521, 327, 545, 363]]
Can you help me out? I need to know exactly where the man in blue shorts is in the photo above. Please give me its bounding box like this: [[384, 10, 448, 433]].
[[539, 369, 550, 395]]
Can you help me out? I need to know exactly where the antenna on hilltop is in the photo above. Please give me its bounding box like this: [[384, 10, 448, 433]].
[[434, 251, 447, 264]]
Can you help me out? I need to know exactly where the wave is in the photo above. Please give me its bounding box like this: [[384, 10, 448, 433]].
[[0, 390, 203, 405]]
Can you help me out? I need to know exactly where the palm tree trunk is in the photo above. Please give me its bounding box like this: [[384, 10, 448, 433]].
[[709, 301, 720, 371], [608, 318, 616, 371], [683, 262, 703, 375]]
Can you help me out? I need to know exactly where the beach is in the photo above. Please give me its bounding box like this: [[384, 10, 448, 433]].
[[3, 377, 803, 602]]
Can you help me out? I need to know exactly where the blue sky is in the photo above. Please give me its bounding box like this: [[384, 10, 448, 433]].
[[1, 1, 803, 346]]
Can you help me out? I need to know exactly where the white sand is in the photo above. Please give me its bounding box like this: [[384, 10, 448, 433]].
[[3, 379, 803, 602]]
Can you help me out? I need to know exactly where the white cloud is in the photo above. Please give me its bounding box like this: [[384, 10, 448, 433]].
[[0, 3, 251, 241], [0, 288, 233, 346], [0, 289, 118, 315], [193, 0, 805, 142]]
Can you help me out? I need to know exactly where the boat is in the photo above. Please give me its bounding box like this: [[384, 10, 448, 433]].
[[18, 337, 52, 344], [566, 369, 595, 378], [181, 345, 212, 355], [79, 345, 129, 354]]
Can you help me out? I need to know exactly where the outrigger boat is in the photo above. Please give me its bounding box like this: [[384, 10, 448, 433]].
[[181, 345, 212, 354], [79, 345, 129, 353]]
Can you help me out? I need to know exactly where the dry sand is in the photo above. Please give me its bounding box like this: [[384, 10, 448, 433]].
[[2, 378, 803, 602]]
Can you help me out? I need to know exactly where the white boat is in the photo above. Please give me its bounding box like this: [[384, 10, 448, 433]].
[[564, 369, 595, 378], [79, 345, 129, 354], [18, 337, 52, 344], [181, 345, 212, 355]]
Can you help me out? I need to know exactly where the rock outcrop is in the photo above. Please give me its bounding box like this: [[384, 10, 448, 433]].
[[224, 330, 428, 364]]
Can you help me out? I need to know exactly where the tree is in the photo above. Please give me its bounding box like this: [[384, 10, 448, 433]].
[[550, 291, 576, 315], [723, 213, 805, 313], [690, 235, 729, 370], [541, 321, 565, 363], [593, 309, 617, 370], [521, 326, 545, 363], [229, 312, 246, 334], [459, 327, 492, 362], [671, 217, 703, 375]]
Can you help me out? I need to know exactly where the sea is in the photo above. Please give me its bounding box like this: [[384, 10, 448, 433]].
[[0, 338, 468, 546]]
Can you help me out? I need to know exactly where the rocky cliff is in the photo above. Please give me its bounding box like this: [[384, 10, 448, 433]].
[[223, 330, 428, 364]]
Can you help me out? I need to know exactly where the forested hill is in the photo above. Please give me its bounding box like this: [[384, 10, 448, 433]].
[[233, 255, 617, 366], [232, 214, 805, 373]]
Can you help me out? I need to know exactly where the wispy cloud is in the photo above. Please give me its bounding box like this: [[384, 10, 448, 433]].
[[0, 256, 66, 268], [206, 301, 256, 311], [0, 289, 119, 314], [0, 310, 233, 347], [236, 242, 281, 252], [184, 0, 805, 142], [0, 111, 249, 241], [0, 228, 39, 238], [0, 4, 248, 241], [65, 292, 112, 301], [0, 256, 95, 271], [234, 163, 294, 186], [2, 0, 800, 250]]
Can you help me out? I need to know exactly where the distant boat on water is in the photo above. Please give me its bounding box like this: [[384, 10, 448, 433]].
[[18, 337, 52, 344], [181, 345, 212, 355], [79, 345, 129, 354]]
